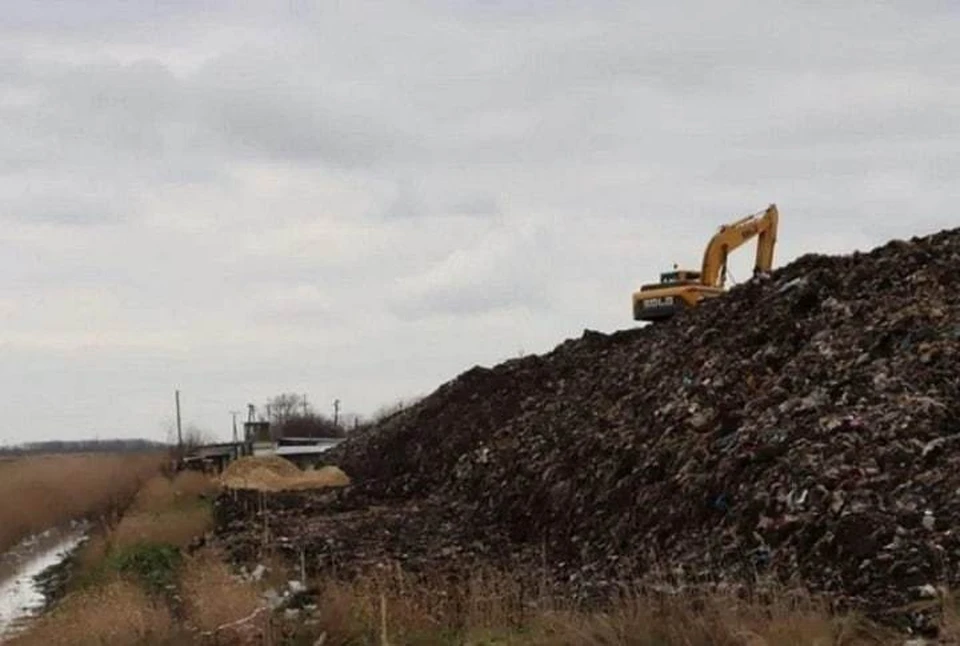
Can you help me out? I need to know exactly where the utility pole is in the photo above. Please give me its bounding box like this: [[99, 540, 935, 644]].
[[230, 411, 240, 443], [333, 399, 340, 427], [302, 393, 308, 417], [175, 390, 183, 452]]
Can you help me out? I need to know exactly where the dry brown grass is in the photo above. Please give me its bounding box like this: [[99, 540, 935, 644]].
[[130, 471, 220, 514], [181, 549, 264, 635], [68, 472, 217, 593], [0, 453, 164, 553], [172, 469, 222, 497], [7, 577, 174, 646], [295, 568, 903, 646], [527, 593, 892, 646], [105, 471, 217, 550], [109, 504, 213, 550]]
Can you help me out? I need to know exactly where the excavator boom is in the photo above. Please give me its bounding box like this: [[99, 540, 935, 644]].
[[632, 204, 779, 322], [700, 204, 779, 288]]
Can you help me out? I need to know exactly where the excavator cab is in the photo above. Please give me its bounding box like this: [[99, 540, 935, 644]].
[[632, 204, 779, 323], [656, 269, 701, 285]]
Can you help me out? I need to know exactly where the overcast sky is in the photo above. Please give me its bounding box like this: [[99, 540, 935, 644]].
[[1, 0, 957, 444]]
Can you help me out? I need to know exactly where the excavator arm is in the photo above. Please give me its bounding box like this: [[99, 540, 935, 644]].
[[700, 204, 779, 288]]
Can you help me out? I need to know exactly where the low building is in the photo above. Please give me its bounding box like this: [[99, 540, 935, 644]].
[[183, 432, 345, 472], [274, 439, 345, 469], [180, 442, 250, 473]]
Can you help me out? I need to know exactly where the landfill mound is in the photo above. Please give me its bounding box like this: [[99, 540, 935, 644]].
[[221, 456, 350, 491], [216, 227, 960, 626]]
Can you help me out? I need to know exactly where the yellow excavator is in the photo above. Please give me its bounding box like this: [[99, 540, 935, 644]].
[[632, 204, 779, 322]]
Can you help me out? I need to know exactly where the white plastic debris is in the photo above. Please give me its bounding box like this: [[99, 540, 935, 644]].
[[288, 579, 306, 594]]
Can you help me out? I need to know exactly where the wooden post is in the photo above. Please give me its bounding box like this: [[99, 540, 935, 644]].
[[300, 548, 306, 584], [175, 390, 183, 454], [380, 594, 389, 646]]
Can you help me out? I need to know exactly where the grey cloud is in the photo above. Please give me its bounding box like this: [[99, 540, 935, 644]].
[[387, 217, 559, 319], [1, 190, 125, 225], [378, 180, 428, 219], [194, 70, 416, 169], [448, 194, 501, 217], [390, 276, 548, 320]]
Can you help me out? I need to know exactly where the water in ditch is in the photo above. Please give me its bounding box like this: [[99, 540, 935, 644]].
[[0, 523, 88, 641]]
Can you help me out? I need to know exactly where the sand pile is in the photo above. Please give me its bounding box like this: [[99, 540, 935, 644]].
[[222, 455, 300, 480], [221, 456, 349, 492]]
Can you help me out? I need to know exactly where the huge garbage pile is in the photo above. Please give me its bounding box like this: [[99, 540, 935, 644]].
[[215, 227, 960, 628]]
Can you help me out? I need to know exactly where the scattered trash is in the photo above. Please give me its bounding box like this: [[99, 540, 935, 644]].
[[288, 580, 306, 594], [250, 564, 267, 582]]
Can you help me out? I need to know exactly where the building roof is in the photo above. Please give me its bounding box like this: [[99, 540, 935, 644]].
[[274, 443, 339, 456]]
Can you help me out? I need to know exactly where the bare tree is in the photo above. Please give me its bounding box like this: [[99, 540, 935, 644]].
[[265, 393, 306, 427], [183, 424, 215, 449], [163, 420, 215, 448], [280, 415, 346, 439], [261, 392, 350, 439]]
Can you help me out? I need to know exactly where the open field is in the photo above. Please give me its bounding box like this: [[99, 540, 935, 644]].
[[0, 453, 164, 554]]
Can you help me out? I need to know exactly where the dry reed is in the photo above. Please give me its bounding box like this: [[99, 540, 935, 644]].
[[528, 592, 892, 646], [129, 471, 220, 514], [7, 577, 174, 646], [105, 470, 217, 550], [109, 504, 213, 550], [297, 566, 903, 646], [180, 549, 263, 635], [0, 453, 163, 553]]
